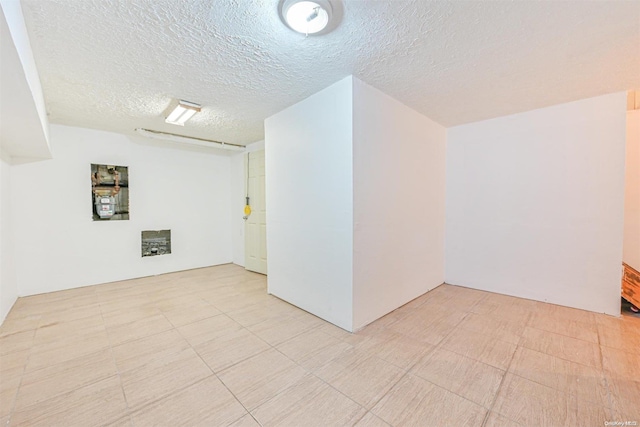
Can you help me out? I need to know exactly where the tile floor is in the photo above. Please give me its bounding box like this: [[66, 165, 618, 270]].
[[1, 264, 639, 426]]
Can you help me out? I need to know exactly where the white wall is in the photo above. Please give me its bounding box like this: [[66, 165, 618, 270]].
[[231, 140, 266, 267], [446, 93, 627, 316], [0, 0, 49, 146], [265, 77, 354, 331], [0, 150, 17, 322], [624, 110, 640, 269], [352, 78, 446, 329], [0, 4, 50, 162], [11, 124, 233, 296]]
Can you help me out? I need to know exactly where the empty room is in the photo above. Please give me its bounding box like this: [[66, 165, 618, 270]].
[[0, 0, 639, 426]]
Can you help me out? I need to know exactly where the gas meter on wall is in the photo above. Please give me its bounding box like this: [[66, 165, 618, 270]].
[[95, 195, 116, 219]]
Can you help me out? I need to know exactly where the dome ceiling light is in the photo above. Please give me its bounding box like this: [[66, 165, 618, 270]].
[[280, 0, 335, 35]]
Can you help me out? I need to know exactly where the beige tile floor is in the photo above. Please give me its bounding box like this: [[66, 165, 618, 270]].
[[1, 263, 639, 426]]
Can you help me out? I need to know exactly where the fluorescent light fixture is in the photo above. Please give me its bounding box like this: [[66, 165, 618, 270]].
[[282, 0, 332, 35], [135, 128, 245, 152], [165, 100, 201, 126]]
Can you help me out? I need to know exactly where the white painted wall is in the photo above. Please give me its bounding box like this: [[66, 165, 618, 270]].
[[11, 124, 233, 296], [0, 0, 49, 145], [265, 77, 354, 331], [624, 110, 640, 269], [446, 92, 627, 316], [352, 78, 446, 329], [0, 150, 17, 322], [231, 140, 265, 267], [0, 4, 50, 162]]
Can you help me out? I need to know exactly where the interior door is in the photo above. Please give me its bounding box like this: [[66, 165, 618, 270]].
[[244, 150, 267, 274]]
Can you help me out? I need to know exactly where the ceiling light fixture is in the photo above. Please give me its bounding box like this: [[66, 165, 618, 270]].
[[165, 100, 201, 126], [281, 0, 332, 35], [135, 128, 245, 152]]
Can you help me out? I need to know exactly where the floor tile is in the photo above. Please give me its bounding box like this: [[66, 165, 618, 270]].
[[492, 373, 609, 426], [26, 328, 111, 372], [204, 292, 270, 314], [597, 321, 640, 354], [399, 291, 438, 310], [440, 327, 517, 371], [264, 297, 307, 318], [457, 313, 525, 345], [101, 305, 162, 328], [22, 286, 96, 303], [0, 330, 35, 356], [27, 299, 100, 319], [0, 375, 20, 418], [106, 314, 174, 346], [528, 311, 598, 343], [217, 348, 307, 410], [388, 309, 466, 346], [601, 346, 640, 380], [130, 376, 247, 426], [96, 290, 157, 308], [483, 411, 523, 427], [14, 350, 117, 411], [0, 349, 29, 378], [520, 327, 602, 369], [371, 374, 487, 426], [33, 316, 104, 345], [358, 312, 402, 336], [228, 414, 261, 427], [95, 279, 146, 296], [251, 375, 365, 426], [246, 316, 313, 346], [607, 376, 640, 421], [0, 315, 41, 337], [146, 289, 194, 306], [226, 304, 285, 327], [533, 301, 595, 326], [195, 327, 271, 373], [176, 314, 244, 347], [287, 308, 327, 329], [509, 346, 608, 406], [161, 303, 221, 328], [153, 294, 206, 312], [411, 347, 504, 408], [2, 264, 637, 427], [356, 329, 433, 370], [276, 328, 352, 371], [111, 329, 190, 373], [315, 323, 367, 346], [17, 292, 97, 314], [384, 304, 415, 323], [427, 285, 489, 309], [354, 412, 390, 427], [102, 415, 133, 427], [37, 305, 103, 329], [315, 348, 404, 409], [470, 293, 535, 320], [596, 312, 640, 330], [10, 376, 126, 427], [120, 347, 212, 409]]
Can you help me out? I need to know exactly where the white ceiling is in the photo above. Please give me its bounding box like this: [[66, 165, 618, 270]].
[[20, 0, 640, 145]]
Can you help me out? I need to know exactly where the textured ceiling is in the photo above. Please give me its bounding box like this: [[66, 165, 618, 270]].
[[20, 0, 640, 145]]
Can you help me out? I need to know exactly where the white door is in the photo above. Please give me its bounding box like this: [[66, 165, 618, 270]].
[[245, 150, 267, 274]]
